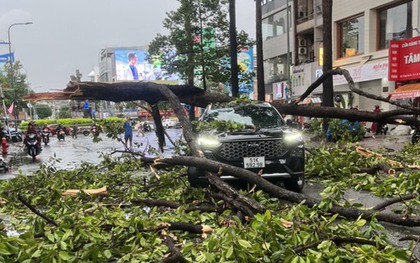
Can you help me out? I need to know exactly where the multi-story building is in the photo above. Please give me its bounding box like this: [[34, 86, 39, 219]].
[[263, 0, 419, 111]]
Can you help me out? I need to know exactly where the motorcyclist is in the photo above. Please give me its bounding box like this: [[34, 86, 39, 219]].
[[24, 122, 42, 152], [91, 123, 99, 136], [56, 124, 63, 133], [41, 125, 51, 136], [56, 124, 66, 140], [371, 105, 381, 134]]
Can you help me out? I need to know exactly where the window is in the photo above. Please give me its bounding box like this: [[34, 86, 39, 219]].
[[379, 2, 412, 49], [264, 55, 288, 84], [338, 15, 365, 58], [262, 8, 291, 40]]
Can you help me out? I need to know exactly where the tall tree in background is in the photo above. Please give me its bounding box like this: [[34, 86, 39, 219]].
[[322, 0, 333, 108], [0, 61, 31, 115], [148, 0, 253, 93]]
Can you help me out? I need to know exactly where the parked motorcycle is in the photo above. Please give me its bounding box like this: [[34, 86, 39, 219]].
[[2, 128, 23, 142], [26, 133, 39, 162], [411, 126, 420, 144], [41, 128, 50, 146], [57, 130, 65, 141], [0, 156, 8, 173], [375, 123, 388, 135], [143, 122, 152, 132]]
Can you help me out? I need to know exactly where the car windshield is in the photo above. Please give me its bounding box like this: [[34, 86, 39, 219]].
[[202, 104, 284, 128]]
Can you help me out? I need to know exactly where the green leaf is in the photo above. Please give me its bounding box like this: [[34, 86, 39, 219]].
[[32, 250, 42, 258], [317, 240, 332, 250], [204, 252, 215, 262], [226, 246, 233, 258], [59, 251, 71, 261], [46, 232, 55, 242], [238, 239, 252, 248], [263, 210, 271, 221], [355, 219, 367, 227], [104, 250, 112, 259]]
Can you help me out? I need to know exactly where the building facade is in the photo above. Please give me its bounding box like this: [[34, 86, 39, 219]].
[[263, 0, 420, 111]]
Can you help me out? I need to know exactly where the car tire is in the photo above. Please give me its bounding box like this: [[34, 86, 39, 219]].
[[187, 166, 207, 187], [83, 131, 90, 136], [284, 174, 305, 192]]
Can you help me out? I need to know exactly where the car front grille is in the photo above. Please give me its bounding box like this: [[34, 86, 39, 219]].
[[219, 139, 286, 161]]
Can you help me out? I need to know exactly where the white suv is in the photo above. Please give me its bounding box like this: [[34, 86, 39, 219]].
[[162, 119, 176, 128]]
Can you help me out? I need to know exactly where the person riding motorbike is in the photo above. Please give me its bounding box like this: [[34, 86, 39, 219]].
[[24, 122, 42, 152], [41, 125, 51, 145], [56, 124, 66, 140], [371, 105, 384, 134], [91, 123, 100, 136]]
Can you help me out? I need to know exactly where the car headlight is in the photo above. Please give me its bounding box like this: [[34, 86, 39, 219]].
[[197, 136, 221, 148], [284, 132, 303, 143]]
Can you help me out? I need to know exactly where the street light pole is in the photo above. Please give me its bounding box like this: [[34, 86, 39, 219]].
[[8, 22, 33, 128]]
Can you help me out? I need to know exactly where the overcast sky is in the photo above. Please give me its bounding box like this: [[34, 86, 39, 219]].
[[0, 0, 256, 92]]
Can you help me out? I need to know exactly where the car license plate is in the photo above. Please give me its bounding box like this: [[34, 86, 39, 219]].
[[243, 157, 265, 168]]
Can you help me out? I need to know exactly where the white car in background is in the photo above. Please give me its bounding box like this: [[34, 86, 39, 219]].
[[162, 118, 176, 128]]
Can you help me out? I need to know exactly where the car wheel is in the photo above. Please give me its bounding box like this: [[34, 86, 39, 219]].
[[284, 174, 305, 192], [187, 166, 207, 187], [83, 131, 90, 136]]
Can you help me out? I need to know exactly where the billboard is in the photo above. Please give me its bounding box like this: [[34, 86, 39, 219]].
[[388, 36, 420, 81], [223, 47, 254, 93], [114, 49, 177, 81]]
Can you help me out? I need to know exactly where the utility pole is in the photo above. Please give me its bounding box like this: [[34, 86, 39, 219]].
[[8, 22, 33, 128], [229, 0, 239, 97], [256, 0, 265, 101]]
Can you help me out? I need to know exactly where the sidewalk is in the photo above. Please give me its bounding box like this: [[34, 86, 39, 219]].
[[358, 134, 412, 151], [305, 133, 412, 152]]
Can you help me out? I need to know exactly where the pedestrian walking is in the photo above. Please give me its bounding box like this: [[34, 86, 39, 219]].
[[123, 117, 133, 149], [135, 121, 144, 137], [72, 122, 78, 139]]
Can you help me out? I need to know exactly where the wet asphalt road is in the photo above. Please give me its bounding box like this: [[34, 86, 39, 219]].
[[2, 128, 184, 179]]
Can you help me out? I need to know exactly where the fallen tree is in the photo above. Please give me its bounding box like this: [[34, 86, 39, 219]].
[[14, 68, 419, 261]]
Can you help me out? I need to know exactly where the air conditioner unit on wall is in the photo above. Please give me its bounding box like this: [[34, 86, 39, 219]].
[[298, 39, 307, 47], [298, 47, 308, 55]]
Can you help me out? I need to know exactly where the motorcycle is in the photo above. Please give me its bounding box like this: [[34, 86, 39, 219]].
[[91, 125, 100, 136], [57, 129, 65, 141], [25, 133, 39, 162], [2, 128, 23, 142], [411, 126, 420, 144], [143, 122, 152, 132], [41, 128, 50, 146], [375, 123, 388, 135]]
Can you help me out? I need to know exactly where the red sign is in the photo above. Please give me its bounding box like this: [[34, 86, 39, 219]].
[[388, 36, 420, 81]]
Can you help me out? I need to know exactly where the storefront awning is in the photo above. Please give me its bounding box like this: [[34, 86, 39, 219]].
[[389, 83, 420, 99], [298, 97, 322, 105]]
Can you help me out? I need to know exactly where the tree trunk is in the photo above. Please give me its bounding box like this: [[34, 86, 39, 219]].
[[322, 0, 333, 108]]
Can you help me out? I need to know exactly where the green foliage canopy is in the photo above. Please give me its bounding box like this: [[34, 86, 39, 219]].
[[148, 0, 254, 89]]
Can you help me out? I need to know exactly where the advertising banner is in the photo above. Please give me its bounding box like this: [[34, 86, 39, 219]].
[[388, 36, 420, 81], [115, 49, 177, 81], [223, 47, 255, 93], [238, 47, 254, 93]]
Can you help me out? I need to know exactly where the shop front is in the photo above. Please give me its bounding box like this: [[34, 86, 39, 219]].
[[388, 36, 420, 106]]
